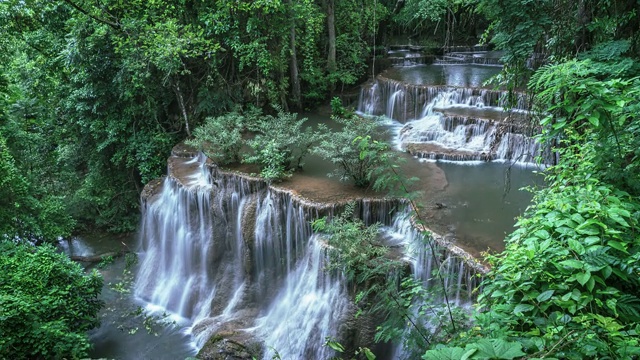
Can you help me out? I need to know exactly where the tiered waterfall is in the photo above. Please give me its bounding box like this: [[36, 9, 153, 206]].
[[134, 146, 485, 359]]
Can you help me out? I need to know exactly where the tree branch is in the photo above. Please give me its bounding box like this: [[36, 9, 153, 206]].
[[60, 0, 120, 30]]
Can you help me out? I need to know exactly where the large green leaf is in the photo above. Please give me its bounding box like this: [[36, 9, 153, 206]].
[[423, 347, 470, 360], [513, 304, 534, 315], [467, 339, 527, 359], [537, 290, 555, 302]]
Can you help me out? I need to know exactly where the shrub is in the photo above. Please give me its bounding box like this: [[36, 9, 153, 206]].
[[0, 241, 103, 359], [245, 106, 319, 181], [186, 107, 260, 165], [313, 116, 390, 188]]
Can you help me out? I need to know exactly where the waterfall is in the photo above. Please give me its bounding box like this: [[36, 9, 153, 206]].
[[135, 148, 486, 359], [135, 153, 351, 358], [256, 235, 348, 360], [381, 209, 485, 359], [356, 73, 545, 164], [136, 156, 216, 324], [357, 76, 529, 123], [382, 209, 482, 305]]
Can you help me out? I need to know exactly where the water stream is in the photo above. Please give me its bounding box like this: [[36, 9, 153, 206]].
[[81, 60, 542, 359]]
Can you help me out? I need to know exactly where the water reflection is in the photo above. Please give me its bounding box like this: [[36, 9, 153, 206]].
[[383, 65, 501, 87], [433, 161, 544, 255]]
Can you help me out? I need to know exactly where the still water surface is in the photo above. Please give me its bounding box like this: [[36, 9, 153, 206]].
[[382, 65, 502, 87]]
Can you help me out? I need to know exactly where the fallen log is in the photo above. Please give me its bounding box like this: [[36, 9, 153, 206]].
[[70, 249, 129, 263]]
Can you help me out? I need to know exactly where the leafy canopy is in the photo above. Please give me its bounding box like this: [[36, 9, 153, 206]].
[[0, 241, 103, 359]]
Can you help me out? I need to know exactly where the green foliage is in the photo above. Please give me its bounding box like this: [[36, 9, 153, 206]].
[[389, 0, 481, 49], [314, 203, 467, 357], [353, 135, 392, 190], [0, 0, 392, 232], [422, 4, 640, 358], [245, 107, 319, 181], [424, 339, 526, 360], [312, 203, 395, 285], [440, 136, 640, 358], [374, 275, 472, 357], [531, 60, 640, 195], [186, 107, 258, 165], [0, 133, 76, 243], [324, 337, 376, 360], [0, 133, 32, 239], [330, 97, 348, 117], [478, 0, 640, 88], [313, 116, 390, 188], [393, 0, 450, 28], [97, 255, 115, 269], [0, 241, 103, 359], [325, 337, 346, 353]]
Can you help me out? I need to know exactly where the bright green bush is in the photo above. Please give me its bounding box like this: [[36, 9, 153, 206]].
[[0, 241, 103, 359], [245, 107, 319, 182], [313, 116, 390, 188], [186, 107, 259, 165]]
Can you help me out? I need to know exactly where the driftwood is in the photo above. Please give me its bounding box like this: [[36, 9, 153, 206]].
[[70, 249, 130, 263]]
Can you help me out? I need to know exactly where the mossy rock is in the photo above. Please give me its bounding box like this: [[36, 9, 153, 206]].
[[197, 330, 263, 360]]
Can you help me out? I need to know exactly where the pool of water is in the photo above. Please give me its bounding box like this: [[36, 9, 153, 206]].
[[60, 234, 197, 360], [430, 161, 543, 255], [382, 64, 502, 88], [301, 112, 542, 256]]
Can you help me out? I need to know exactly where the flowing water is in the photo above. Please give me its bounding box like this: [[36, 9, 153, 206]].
[[85, 61, 543, 359], [58, 234, 197, 360]]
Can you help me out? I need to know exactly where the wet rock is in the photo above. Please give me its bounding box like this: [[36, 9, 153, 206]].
[[197, 328, 263, 360], [141, 177, 165, 202], [241, 196, 257, 282], [173, 142, 200, 158]]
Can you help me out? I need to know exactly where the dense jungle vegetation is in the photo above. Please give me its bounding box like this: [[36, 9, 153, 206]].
[[1, 0, 639, 358]]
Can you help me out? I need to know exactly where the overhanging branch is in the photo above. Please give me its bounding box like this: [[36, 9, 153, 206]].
[[60, 0, 120, 30]]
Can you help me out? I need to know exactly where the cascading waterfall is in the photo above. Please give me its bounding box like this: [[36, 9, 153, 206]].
[[382, 208, 481, 305], [135, 148, 485, 359], [357, 71, 547, 164], [136, 156, 216, 323], [257, 235, 348, 360], [135, 152, 353, 358], [381, 208, 484, 359], [358, 77, 529, 123]]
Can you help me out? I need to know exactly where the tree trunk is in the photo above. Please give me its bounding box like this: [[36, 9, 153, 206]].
[[392, 0, 405, 14], [173, 82, 191, 137], [289, 1, 302, 110], [326, 0, 336, 74]]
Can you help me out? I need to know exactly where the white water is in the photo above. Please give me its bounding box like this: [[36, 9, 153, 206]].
[[381, 210, 481, 359], [135, 155, 217, 330], [357, 68, 545, 164], [135, 154, 351, 358], [382, 210, 479, 305], [256, 235, 348, 360]]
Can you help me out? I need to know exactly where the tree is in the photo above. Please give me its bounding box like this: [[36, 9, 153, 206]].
[[313, 116, 390, 188], [0, 241, 103, 359], [0, 0, 393, 233]]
